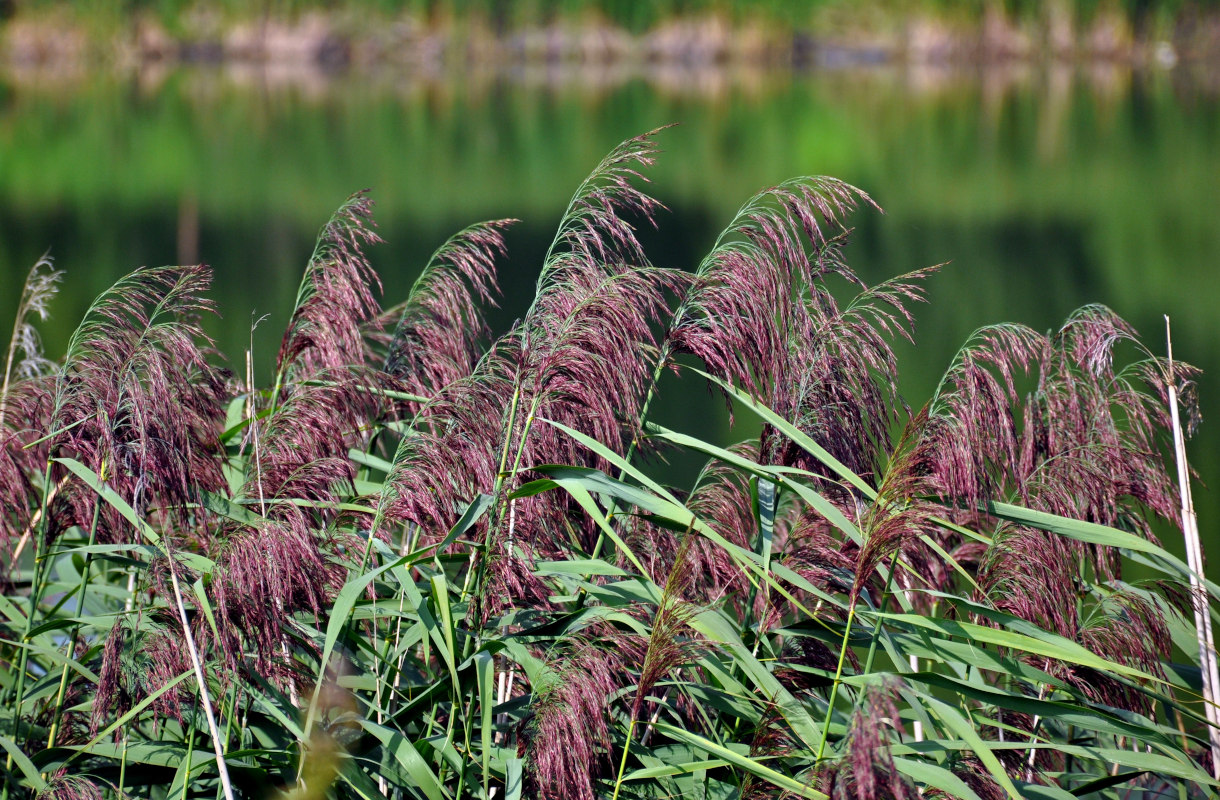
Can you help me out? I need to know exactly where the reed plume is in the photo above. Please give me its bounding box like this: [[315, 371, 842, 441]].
[[204, 191, 391, 677], [522, 640, 624, 800], [0, 257, 62, 575], [915, 322, 1047, 515], [917, 307, 1199, 718], [383, 130, 683, 615], [382, 219, 513, 397], [46, 263, 228, 544], [93, 613, 192, 734], [1, 254, 61, 430], [669, 178, 870, 403], [212, 377, 383, 673], [668, 179, 931, 491], [661, 441, 761, 601], [36, 774, 102, 800], [276, 190, 383, 387], [819, 681, 913, 800]]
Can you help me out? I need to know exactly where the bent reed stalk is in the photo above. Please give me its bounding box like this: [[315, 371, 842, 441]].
[[0, 130, 1216, 800]]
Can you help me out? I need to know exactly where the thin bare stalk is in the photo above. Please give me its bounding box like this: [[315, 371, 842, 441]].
[[1165, 316, 1220, 776], [493, 665, 517, 744], [909, 653, 922, 742], [182, 689, 199, 800], [165, 551, 235, 800], [637, 691, 667, 748], [1025, 684, 1047, 782], [246, 349, 267, 519]]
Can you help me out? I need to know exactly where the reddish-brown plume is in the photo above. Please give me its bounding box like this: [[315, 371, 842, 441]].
[[383, 219, 513, 398], [277, 190, 383, 383], [522, 641, 624, 800], [819, 680, 913, 800], [45, 264, 229, 545]]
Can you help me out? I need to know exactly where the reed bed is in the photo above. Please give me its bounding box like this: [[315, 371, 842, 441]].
[[1, 128, 1215, 799]]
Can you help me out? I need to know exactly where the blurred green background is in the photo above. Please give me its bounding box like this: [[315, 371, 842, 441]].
[[1, 44, 1216, 566]]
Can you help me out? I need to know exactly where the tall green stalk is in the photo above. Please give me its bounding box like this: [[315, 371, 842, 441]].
[[815, 597, 858, 763], [45, 497, 104, 749], [610, 718, 637, 800], [3, 462, 54, 792]]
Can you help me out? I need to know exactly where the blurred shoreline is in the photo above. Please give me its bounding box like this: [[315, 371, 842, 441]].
[[4, 55, 1217, 103], [3, 4, 1219, 75]]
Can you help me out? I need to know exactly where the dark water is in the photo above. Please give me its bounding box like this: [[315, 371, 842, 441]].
[[1, 63, 1216, 568]]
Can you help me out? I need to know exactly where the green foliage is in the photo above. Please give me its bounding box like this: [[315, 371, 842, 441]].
[[0, 130, 1216, 800]]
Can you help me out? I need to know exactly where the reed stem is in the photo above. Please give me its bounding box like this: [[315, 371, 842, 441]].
[[1165, 315, 1220, 777]]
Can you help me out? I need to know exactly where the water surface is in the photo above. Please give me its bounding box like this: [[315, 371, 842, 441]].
[[1, 62, 1216, 566]]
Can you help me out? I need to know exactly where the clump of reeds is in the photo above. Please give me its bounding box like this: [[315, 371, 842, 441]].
[[0, 128, 1214, 800]]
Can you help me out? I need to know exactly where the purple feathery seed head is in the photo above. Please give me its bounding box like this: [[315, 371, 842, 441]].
[[210, 518, 345, 676], [925, 306, 1198, 669], [384, 131, 675, 550], [536, 127, 670, 294], [820, 680, 913, 800], [1019, 306, 1189, 547], [630, 535, 703, 721], [668, 178, 869, 403], [522, 267, 687, 461], [916, 305, 1192, 552], [209, 370, 386, 673], [0, 375, 55, 580], [668, 178, 929, 491], [667, 177, 871, 390], [277, 191, 384, 384], [844, 426, 950, 601], [978, 524, 1081, 641], [477, 536, 556, 623], [471, 271, 688, 612], [979, 519, 1186, 716], [3, 255, 62, 389], [389, 134, 686, 614], [771, 266, 936, 486], [92, 614, 193, 735], [667, 442, 761, 602], [776, 507, 856, 598], [509, 130, 683, 485], [523, 641, 625, 800], [740, 706, 801, 800], [383, 361, 514, 541], [382, 219, 514, 398], [914, 322, 1048, 515], [37, 774, 103, 800], [241, 369, 386, 508], [852, 498, 939, 602], [1071, 588, 1181, 715], [45, 264, 228, 545], [924, 758, 1007, 800]]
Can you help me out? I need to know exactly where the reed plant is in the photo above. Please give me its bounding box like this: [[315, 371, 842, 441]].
[[1, 128, 1216, 800]]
